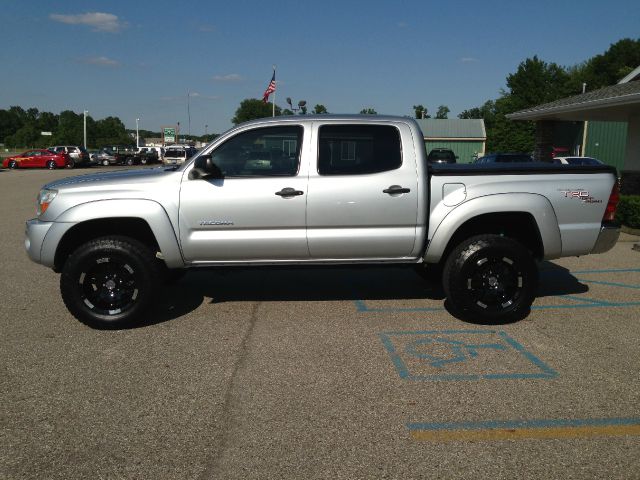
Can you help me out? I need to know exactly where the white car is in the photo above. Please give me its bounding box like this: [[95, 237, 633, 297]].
[[553, 156, 603, 166], [136, 147, 165, 164], [163, 145, 197, 165], [48, 145, 91, 167]]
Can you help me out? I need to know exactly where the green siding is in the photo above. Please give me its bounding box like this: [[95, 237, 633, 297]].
[[585, 121, 627, 169], [425, 140, 485, 164]]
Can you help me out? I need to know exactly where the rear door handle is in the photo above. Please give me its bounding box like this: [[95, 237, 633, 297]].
[[275, 187, 304, 197], [383, 185, 411, 194]]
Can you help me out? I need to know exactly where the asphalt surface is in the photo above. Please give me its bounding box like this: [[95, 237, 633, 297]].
[[1, 166, 639, 479]]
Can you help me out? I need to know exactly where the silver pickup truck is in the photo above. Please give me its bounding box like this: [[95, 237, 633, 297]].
[[25, 115, 620, 328]]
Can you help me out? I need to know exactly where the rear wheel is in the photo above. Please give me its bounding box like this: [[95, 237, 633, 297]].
[[102, 159, 110, 166], [443, 234, 537, 323], [60, 236, 161, 328], [46, 160, 57, 169]]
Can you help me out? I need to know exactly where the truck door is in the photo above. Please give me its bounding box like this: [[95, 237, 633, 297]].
[[179, 125, 309, 262], [306, 123, 419, 259]]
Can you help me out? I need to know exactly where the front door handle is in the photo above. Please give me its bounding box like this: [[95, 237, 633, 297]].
[[383, 185, 411, 194], [275, 187, 304, 197]]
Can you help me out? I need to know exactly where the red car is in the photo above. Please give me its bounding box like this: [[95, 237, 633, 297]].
[[2, 149, 71, 169]]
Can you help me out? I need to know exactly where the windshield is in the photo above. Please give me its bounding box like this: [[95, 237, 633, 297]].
[[165, 150, 186, 158]]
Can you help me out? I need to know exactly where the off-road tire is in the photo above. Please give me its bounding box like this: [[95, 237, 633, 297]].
[[442, 234, 537, 323], [60, 236, 161, 328]]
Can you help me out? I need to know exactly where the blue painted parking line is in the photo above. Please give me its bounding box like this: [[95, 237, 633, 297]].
[[380, 330, 557, 381], [577, 279, 640, 290], [408, 416, 640, 441], [356, 267, 640, 313]]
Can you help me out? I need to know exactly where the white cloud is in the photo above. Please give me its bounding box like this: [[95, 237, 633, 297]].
[[212, 73, 243, 82], [460, 57, 480, 63], [50, 12, 126, 33], [79, 56, 120, 67]]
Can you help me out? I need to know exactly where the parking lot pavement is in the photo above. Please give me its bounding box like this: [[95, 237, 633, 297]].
[[1, 168, 640, 479]]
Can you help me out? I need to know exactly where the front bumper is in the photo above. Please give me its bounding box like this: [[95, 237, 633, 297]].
[[591, 222, 620, 254], [25, 218, 54, 264]]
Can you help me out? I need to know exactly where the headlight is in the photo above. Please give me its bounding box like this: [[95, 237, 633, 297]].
[[36, 189, 58, 216]]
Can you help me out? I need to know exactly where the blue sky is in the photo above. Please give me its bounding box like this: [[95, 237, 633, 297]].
[[1, 0, 639, 136]]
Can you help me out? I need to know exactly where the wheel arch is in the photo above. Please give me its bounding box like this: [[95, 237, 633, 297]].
[[42, 199, 184, 271], [424, 193, 562, 264]]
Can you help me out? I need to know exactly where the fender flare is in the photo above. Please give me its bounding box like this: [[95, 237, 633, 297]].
[[424, 193, 562, 263], [41, 199, 184, 269]]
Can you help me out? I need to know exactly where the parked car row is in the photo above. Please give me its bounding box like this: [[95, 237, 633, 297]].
[[3, 145, 600, 171]]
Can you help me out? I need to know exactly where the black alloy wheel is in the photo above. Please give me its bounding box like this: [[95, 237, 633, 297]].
[[46, 160, 57, 169], [443, 234, 537, 323], [60, 236, 161, 328], [8, 160, 18, 169]]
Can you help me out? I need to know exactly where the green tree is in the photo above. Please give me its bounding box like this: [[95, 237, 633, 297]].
[[581, 38, 640, 89], [312, 104, 328, 114], [435, 105, 450, 119], [359, 108, 377, 115], [232, 99, 282, 124], [413, 105, 429, 119], [93, 116, 130, 146]]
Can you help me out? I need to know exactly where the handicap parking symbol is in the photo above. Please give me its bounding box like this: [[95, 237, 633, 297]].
[[380, 330, 557, 381]]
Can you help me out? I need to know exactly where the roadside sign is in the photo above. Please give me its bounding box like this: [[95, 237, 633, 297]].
[[163, 127, 176, 144], [41, 131, 52, 136]]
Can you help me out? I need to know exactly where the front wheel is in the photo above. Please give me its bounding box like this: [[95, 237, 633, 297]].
[[442, 235, 537, 323], [102, 159, 110, 166], [125, 157, 134, 166], [8, 160, 18, 169], [46, 160, 57, 169], [60, 236, 161, 328]]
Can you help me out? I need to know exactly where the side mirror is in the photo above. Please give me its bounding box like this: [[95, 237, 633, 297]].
[[189, 155, 223, 180]]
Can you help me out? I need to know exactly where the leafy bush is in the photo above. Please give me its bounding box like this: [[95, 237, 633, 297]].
[[617, 195, 640, 229]]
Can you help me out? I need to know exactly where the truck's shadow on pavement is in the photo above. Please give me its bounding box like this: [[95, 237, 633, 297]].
[[141, 262, 589, 328]]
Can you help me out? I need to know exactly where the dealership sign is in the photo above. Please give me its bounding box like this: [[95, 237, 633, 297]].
[[163, 127, 176, 144]]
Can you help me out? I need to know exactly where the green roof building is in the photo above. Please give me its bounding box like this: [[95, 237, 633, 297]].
[[415, 118, 486, 164]]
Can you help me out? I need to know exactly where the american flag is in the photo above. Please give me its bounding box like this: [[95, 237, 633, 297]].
[[262, 71, 276, 103]]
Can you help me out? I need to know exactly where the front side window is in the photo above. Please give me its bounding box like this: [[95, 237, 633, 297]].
[[211, 126, 302, 177], [318, 125, 401, 175]]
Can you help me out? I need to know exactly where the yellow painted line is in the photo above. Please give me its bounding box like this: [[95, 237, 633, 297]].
[[411, 424, 640, 442]]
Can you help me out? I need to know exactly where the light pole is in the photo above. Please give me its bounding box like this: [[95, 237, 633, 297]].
[[187, 91, 191, 138], [83, 110, 88, 149], [176, 122, 180, 144], [286, 97, 307, 114], [136, 118, 140, 148]]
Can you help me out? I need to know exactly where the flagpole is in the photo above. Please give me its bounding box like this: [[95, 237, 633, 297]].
[[272, 65, 276, 117]]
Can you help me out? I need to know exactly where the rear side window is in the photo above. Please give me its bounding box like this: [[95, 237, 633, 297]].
[[318, 125, 401, 175]]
